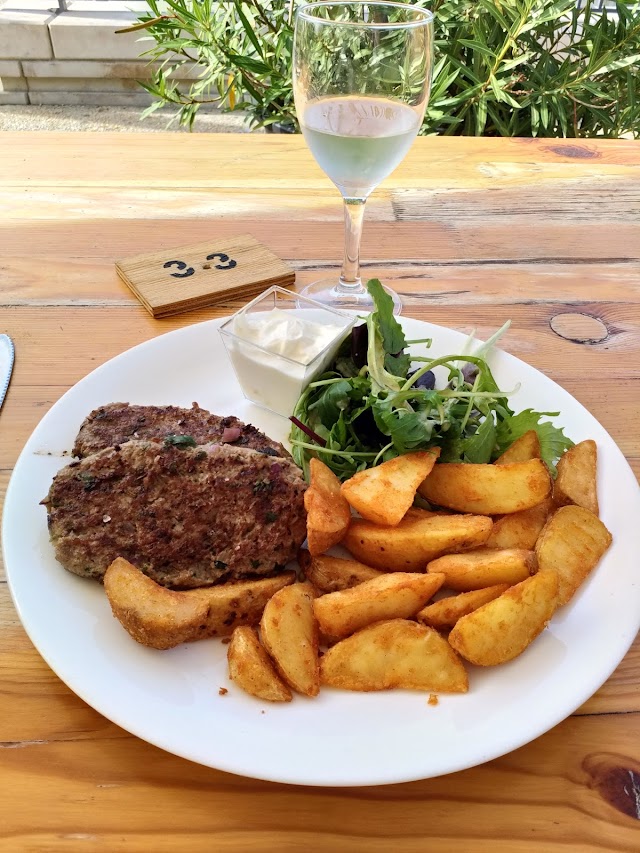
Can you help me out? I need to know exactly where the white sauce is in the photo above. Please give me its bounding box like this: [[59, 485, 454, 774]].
[[227, 308, 348, 416]]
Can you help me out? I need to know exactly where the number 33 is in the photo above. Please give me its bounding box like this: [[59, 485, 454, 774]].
[[163, 253, 237, 278]]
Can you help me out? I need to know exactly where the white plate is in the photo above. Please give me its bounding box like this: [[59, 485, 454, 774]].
[[3, 316, 640, 787]]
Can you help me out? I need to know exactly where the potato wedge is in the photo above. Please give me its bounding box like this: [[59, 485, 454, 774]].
[[260, 582, 319, 696], [449, 570, 559, 666], [535, 505, 612, 606], [320, 619, 468, 692], [485, 499, 553, 550], [553, 440, 599, 516], [104, 557, 210, 649], [426, 548, 536, 591], [187, 572, 296, 639], [417, 584, 510, 630], [313, 572, 445, 640], [304, 458, 352, 555], [298, 549, 384, 592], [340, 449, 440, 527], [418, 460, 551, 515], [495, 430, 541, 465], [227, 626, 292, 702], [343, 513, 493, 572], [404, 506, 452, 520], [104, 559, 297, 648]]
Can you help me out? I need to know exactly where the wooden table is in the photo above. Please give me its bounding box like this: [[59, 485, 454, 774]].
[[1, 133, 639, 851]]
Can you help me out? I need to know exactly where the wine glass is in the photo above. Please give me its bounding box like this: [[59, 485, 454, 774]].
[[293, 1, 434, 315]]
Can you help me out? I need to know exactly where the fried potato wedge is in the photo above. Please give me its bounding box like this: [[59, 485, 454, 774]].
[[495, 430, 541, 465], [417, 584, 510, 630], [227, 626, 292, 702], [341, 449, 440, 527], [260, 582, 319, 696], [535, 505, 612, 606], [343, 513, 493, 572], [104, 558, 297, 648], [426, 548, 536, 591], [104, 557, 210, 649], [553, 440, 599, 516], [187, 573, 296, 639], [298, 550, 384, 592], [304, 458, 352, 556], [313, 572, 445, 640], [320, 619, 468, 692], [418, 460, 551, 515], [485, 499, 553, 550], [449, 570, 559, 666]]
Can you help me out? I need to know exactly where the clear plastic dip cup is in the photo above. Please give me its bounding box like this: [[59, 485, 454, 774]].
[[219, 286, 356, 417]]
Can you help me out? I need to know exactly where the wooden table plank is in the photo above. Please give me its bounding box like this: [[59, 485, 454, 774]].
[[0, 713, 639, 851], [4, 260, 640, 307], [1, 134, 639, 188], [2, 218, 638, 265]]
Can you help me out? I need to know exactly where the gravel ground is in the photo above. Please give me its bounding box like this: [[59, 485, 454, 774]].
[[0, 105, 254, 133]]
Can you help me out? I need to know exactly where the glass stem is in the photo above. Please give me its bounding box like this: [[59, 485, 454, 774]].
[[339, 196, 366, 290]]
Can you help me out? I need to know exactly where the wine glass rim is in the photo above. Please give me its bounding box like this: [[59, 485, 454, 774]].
[[296, 1, 434, 29]]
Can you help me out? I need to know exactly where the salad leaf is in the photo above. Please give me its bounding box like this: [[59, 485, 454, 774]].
[[366, 279, 407, 362], [309, 378, 352, 428], [495, 409, 574, 474], [463, 414, 497, 464]]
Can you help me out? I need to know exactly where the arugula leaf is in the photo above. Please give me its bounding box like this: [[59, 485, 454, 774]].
[[372, 395, 439, 453], [309, 379, 352, 428], [494, 409, 574, 473], [463, 414, 497, 463], [366, 279, 408, 369], [384, 351, 412, 378]]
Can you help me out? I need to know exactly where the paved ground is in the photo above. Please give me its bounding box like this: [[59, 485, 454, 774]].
[[0, 105, 253, 132]]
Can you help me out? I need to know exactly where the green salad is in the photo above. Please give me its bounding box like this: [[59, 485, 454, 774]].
[[289, 280, 573, 482]]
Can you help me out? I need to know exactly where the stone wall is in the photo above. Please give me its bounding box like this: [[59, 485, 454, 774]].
[[0, 0, 194, 105]]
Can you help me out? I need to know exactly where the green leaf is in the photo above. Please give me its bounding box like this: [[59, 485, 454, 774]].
[[592, 54, 640, 76], [309, 379, 353, 429], [233, 2, 265, 59], [366, 279, 408, 364], [475, 96, 488, 135], [463, 414, 496, 464], [494, 409, 574, 472], [458, 39, 496, 58], [226, 53, 272, 76]]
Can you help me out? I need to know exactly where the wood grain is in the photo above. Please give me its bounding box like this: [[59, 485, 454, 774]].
[[1, 133, 639, 851], [0, 711, 639, 851]]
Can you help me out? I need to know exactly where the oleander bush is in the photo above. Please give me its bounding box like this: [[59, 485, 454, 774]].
[[125, 0, 640, 136]]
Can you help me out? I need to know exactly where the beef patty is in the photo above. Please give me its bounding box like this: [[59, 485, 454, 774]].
[[72, 402, 286, 459], [43, 441, 307, 588]]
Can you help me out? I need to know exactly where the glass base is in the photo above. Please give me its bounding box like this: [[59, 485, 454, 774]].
[[298, 279, 402, 316]]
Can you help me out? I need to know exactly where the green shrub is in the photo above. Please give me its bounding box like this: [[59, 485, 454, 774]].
[[125, 0, 640, 136]]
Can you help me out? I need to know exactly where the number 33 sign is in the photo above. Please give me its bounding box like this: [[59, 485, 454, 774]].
[[116, 235, 295, 318], [163, 252, 237, 278]]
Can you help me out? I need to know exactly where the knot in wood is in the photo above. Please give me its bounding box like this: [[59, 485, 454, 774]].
[[583, 753, 640, 819], [549, 313, 609, 345], [547, 144, 602, 159]]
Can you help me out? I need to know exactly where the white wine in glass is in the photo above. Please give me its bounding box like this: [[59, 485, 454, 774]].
[[293, 2, 434, 314]]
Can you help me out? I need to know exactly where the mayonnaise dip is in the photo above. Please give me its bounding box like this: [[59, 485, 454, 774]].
[[224, 307, 351, 416]]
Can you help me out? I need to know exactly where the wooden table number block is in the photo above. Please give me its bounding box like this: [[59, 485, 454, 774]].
[[116, 235, 295, 318]]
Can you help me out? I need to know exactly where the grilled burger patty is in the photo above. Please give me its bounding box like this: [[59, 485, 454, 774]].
[[72, 402, 286, 459], [43, 440, 307, 588]]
